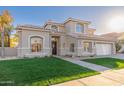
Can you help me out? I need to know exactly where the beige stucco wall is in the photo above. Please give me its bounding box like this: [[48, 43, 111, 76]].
[[77, 40, 95, 56], [64, 35, 78, 56], [58, 26, 65, 32], [65, 21, 75, 34], [0, 47, 17, 57], [17, 29, 51, 57], [64, 21, 89, 34], [16, 19, 116, 57], [59, 35, 66, 56], [56, 34, 116, 57], [74, 39, 116, 56]]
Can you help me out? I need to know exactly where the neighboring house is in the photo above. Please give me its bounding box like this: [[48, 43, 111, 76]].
[[118, 35, 124, 53], [101, 32, 124, 53], [101, 32, 124, 40], [16, 17, 116, 57]]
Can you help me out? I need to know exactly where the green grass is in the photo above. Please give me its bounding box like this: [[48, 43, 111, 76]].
[[0, 57, 99, 86], [83, 57, 124, 69]]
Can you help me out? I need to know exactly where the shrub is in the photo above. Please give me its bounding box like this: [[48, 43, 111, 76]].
[[115, 42, 121, 52]]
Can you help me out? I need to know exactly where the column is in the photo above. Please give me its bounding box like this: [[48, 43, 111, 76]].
[[77, 39, 83, 56], [112, 42, 116, 55]]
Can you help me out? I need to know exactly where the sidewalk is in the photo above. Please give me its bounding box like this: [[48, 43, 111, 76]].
[[54, 69, 124, 86], [0, 56, 19, 61]]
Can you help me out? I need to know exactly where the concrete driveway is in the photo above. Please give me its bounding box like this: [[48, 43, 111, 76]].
[[54, 69, 124, 86]]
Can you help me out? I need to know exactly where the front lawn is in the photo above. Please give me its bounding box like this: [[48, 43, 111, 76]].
[[83, 57, 124, 69], [0, 57, 99, 86]]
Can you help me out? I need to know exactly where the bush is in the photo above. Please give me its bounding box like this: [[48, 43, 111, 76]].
[[115, 42, 121, 52]]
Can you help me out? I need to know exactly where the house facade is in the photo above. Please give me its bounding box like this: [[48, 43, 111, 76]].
[[16, 18, 116, 57]]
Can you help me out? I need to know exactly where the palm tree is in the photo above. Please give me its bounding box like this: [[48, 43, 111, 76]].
[[0, 10, 13, 57]]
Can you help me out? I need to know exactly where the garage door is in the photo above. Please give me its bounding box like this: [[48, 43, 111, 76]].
[[96, 44, 112, 55]]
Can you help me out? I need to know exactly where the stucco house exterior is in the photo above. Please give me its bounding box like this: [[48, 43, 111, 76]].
[[16, 17, 116, 57]]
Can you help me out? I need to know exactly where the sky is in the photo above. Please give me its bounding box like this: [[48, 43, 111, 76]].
[[0, 6, 124, 35]]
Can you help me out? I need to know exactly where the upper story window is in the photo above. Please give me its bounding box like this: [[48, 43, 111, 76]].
[[76, 23, 84, 33], [51, 25, 58, 32]]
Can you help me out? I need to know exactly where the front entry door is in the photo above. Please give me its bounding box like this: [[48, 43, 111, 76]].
[[52, 41, 57, 55]]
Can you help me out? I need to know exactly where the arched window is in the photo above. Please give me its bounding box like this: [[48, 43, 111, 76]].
[[51, 25, 58, 32], [30, 36, 43, 52]]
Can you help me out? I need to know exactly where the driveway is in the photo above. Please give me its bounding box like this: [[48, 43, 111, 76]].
[[54, 69, 124, 86]]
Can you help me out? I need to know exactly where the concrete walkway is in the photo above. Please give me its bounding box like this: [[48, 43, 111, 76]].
[[111, 54, 124, 60], [0, 57, 18, 61], [54, 69, 124, 86], [59, 57, 110, 72]]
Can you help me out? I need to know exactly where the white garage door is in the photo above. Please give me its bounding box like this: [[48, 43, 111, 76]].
[[96, 44, 112, 55]]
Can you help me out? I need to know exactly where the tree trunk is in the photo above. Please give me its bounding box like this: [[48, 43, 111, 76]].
[[1, 27, 5, 58], [8, 35, 10, 47], [6, 33, 10, 47]]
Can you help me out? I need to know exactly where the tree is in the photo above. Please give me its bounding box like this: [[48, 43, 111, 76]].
[[0, 10, 13, 57], [115, 42, 121, 52], [0, 25, 14, 47], [10, 33, 19, 48], [4, 25, 14, 47]]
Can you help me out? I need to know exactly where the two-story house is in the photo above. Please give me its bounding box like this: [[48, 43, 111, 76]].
[[16, 17, 116, 57]]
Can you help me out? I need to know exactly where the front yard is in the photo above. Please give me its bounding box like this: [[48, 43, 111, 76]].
[[83, 57, 124, 69], [0, 57, 98, 86]]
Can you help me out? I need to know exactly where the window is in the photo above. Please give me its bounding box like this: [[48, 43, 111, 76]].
[[30, 36, 43, 52], [76, 23, 84, 33], [51, 25, 58, 32], [70, 43, 75, 52], [84, 42, 92, 52]]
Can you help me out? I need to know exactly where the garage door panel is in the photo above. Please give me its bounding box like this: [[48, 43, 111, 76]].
[[96, 44, 112, 55]]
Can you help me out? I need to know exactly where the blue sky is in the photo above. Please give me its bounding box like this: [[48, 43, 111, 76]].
[[0, 6, 124, 34]]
